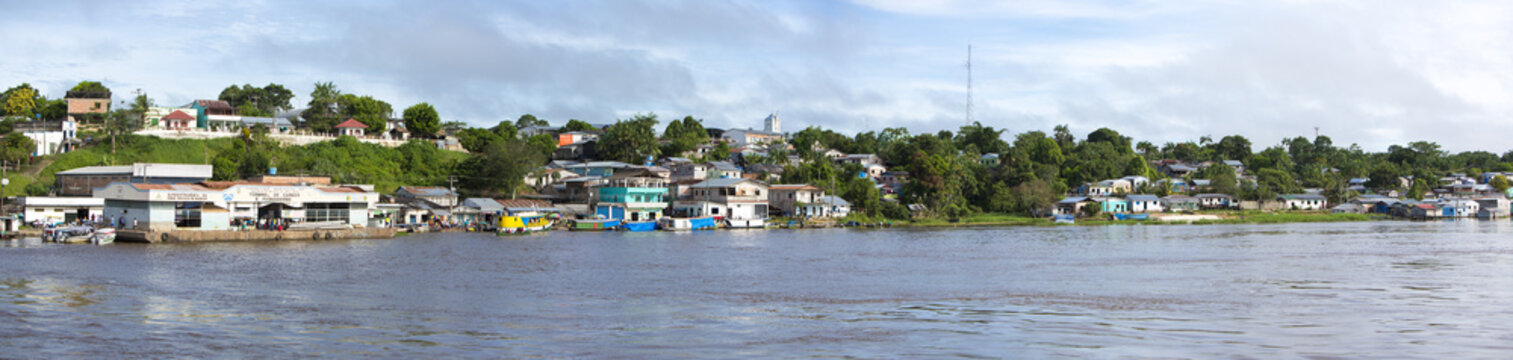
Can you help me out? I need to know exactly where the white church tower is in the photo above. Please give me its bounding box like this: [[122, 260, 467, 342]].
[[764, 112, 780, 133]]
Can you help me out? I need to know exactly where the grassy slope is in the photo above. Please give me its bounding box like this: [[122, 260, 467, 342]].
[[5, 135, 467, 196]]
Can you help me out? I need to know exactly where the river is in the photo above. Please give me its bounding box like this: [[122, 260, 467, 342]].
[[3, 221, 1513, 358]]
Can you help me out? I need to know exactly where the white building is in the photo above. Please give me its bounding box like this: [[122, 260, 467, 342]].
[[764, 112, 781, 133], [21, 120, 77, 156], [95, 181, 379, 231], [17, 197, 104, 225], [673, 178, 769, 221], [1126, 194, 1164, 213], [1276, 194, 1327, 210]]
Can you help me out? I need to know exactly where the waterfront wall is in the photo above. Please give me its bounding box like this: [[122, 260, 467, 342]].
[[117, 227, 398, 243]]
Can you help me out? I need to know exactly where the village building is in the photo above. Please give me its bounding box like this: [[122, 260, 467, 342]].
[[768, 184, 824, 217], [593, 169, 669, 222], [17, 197, 105, 225], [1162, 195, 1199, 212], [94, 181, 379, 231], [54, 163, 214, 197], [335, 118, 368, 137], [1127, 194, 1164, 213], [836, 154, 884, 167], [1195, 193, 1238, 209], [16, 119, 79, 157], [395, 186, 459, 208], [672, 178, 769, 221], [721, 129, 785, 146], [1276, 194, 1327, 210]]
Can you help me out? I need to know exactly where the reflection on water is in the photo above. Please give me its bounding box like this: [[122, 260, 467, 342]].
[[3, 221, 1513, 357]]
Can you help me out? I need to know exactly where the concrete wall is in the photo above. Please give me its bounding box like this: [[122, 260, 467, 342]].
[[348, 203, 368, 226], [201, 210, 231, 230], [119, 227, 398, 243], [105, 200, 175, 231]]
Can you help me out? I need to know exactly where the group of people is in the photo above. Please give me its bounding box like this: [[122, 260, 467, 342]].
[[234, 218, 290, 231]]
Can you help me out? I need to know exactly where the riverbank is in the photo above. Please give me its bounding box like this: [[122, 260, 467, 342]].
[[826, 210, 1374, 229]]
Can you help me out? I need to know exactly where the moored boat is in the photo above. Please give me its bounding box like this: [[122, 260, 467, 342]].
[[499, 213, 554, 234], [570, 218, 620, 231], [724, 218, 766, 229], [658, 216, 717, 231], [1053, 214, 1075, 224], [91, 228, 116, 245], [1112, 213, 1150, 221], [620, 221, 657, 232], [48, 226, 93, 243]]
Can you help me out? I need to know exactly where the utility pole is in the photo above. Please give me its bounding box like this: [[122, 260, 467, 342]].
[[966, 44, 973, 126]]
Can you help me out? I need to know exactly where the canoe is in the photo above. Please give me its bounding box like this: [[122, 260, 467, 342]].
[[724, 218, 766, 229], [570, 218, 621, 231], [1053, 214, 1076, 224], [1112, 213, 1149, 221], [621, 221, 657, 232]]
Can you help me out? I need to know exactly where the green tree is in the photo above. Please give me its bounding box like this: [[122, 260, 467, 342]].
[[460, 139, 546, 198], [105, 96, 150, 154], [456, 127, 501, 153], [402, 103, 441, 138], [659, 116, 709, 157], [561, 119, 597, 132], [515, 114, 548, 129], [1492, 175, 1511, 194], [219, 83, 294, 115], [707, 142, 731, 162], [1214, 135, 1252, 161], [337, 94, 392, 132], [0, 132, 35, 164], [1085, 127, 1132, 153], [69, 81, 111, 94], [302, 82, 343, 132], [955, 121, 1010, 155], [598, 113, 660, 163]]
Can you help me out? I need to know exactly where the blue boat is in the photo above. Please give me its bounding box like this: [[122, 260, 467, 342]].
[[621, 221, 657, 232], [1112, 213, 1149, 221], [658, 216, 718, 231], [1053, 214, 1075, 224]]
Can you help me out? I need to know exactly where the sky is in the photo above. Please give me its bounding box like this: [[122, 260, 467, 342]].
[[2, 0, 1512, 153]]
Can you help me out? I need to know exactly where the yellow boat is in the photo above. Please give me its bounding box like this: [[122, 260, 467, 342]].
[[499, 213, 554, 234]]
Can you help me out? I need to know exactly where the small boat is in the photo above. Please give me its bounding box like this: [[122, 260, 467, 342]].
[[1053, 214, 1076, 224], [570, 218, 621, 231], [499, 213, 554, 234], [724, 218, 767, 229], [658, 216, 717, 231], [1112, 213, 1149, 221], [620, 221, 657, 232], [49, 226, 94, 243], [91, 228, 115, 245]]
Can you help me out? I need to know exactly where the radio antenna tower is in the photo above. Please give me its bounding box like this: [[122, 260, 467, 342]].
[[966, 44, 974, 126]]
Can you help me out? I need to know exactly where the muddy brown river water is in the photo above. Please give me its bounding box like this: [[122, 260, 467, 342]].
[[4, 221, 1513, 358]]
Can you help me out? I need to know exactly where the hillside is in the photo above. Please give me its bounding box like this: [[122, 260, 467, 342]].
[[3, 134, 467, 196]]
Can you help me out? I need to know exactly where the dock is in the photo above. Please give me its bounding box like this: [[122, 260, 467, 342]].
[[117, 227, 399, 243]]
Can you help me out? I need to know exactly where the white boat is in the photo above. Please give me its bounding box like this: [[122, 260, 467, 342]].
[[49, 226, 93, 243], [91, 228, 116, 245], [724, 218, 767, 229], [658, 216, 717, 231]]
